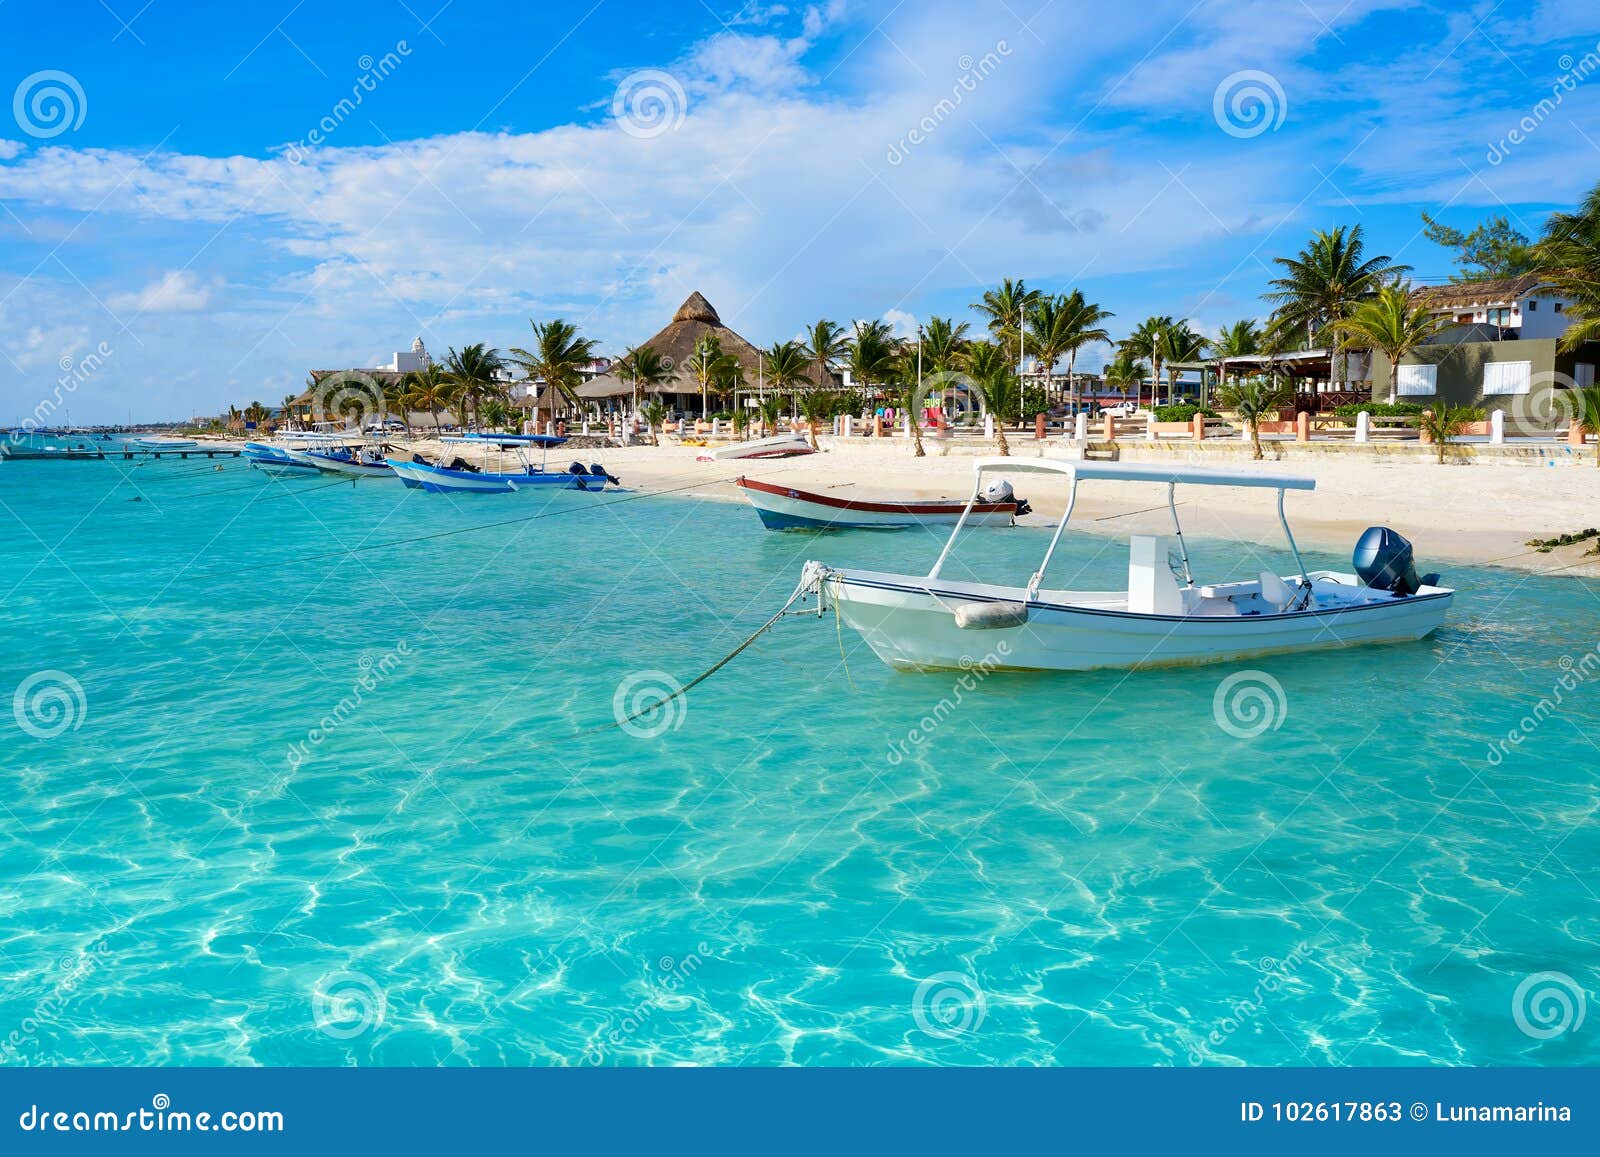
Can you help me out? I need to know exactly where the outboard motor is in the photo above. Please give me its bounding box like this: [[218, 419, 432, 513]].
[[980, 478, 1029, 514], [567, 460, 587, 475], [589, 463, 620, 485], [1353, 526, 1438, 595]]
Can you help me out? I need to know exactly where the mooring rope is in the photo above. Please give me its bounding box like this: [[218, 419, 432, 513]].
[[580, 575, 818, 736]]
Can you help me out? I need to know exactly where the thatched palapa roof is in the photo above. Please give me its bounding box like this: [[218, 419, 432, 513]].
[[1410, 274, 1553, 311], [577, 291, 838, 399]]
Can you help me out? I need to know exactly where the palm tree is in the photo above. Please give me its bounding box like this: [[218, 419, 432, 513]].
[[971, 278, 1041, 368], [961, 340, 1019, 453], [614, 344, 673, 418], [1217, 377, 1293, 460], [1056, 290, 1113, 412], [1419, 404, 1472, 464], [641, 400, 667, 447], [1534, 180, 1600, 350], [1329, 283, 1451, 404], [1101, 351, 1148, 403], [1570, 386, 1600, 467], [1211, 319, 1260, 402], [756, 395, 783, 437], [1155, 321, 1205, 407], [403, 364, 451, 430], [480, 399, 509, 432], [685, 334, 737, 420], [379, 378, 412, 431], [507, 319, 598, 425], [801, 318, 850, 392], [847, 319, 897, 403], [279, 393, 302, 429], [1264, 225, 1410, 384], [883, 349, 927, 458], [1120, 316, 1174, 409], [762, 340, 812, 443], [441, 343, 505, 429]]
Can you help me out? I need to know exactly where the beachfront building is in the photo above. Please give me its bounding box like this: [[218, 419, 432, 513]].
[[380, 336, 433, 374], [576, 292, 838, 416], [1367, 275, 1599, 406]]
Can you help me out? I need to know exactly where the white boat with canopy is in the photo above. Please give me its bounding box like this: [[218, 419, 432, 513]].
[[797, 459, 1453, 672]]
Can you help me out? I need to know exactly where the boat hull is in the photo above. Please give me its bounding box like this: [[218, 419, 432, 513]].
[[818, 567, 1453, 672], [736, 477, 1016, 530], [285, 448, 396, 477], [386, 459, 610, 494], [697, 434, 816, 462]]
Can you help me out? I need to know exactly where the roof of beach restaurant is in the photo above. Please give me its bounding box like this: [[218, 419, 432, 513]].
[[576, 291, 839, 399], [1410, 274, 1553, 310]]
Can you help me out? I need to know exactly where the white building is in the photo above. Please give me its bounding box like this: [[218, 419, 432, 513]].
[[380, 337, 433, 374]]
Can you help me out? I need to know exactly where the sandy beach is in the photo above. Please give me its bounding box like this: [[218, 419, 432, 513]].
[[493, 434, 1600, 579]]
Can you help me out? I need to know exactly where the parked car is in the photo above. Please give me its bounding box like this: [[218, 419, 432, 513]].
[[1101, 401, 1139, 418]]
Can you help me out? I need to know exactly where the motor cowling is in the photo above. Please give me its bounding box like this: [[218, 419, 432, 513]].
[[981, 478, 1029, 516], [1353, 526, 1437, 595]]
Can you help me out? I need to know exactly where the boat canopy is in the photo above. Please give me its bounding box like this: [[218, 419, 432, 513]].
[[453, 433, 568, 447], [967, 457, 1315, 492]]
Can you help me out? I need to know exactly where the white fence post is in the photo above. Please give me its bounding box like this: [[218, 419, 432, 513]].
[[983, 413, 995, 439], [842, 415, 853, 438], [1491, 409, 1505, 444], [1145, 412, 1156, 442], [1355, 410, 1370, 444], [1074, 413, 1088, 442], [903, 415, 913, 439]]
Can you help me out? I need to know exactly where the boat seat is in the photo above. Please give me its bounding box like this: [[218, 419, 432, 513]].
[[1258, 570, 1296, 612]]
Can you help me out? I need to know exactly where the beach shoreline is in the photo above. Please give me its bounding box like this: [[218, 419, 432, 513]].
[[526, 436, 1600, 579]]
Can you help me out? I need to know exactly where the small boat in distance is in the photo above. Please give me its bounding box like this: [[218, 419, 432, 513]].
[[736, 476, 1028, 530], [798, 459, 1453, 672], [697, 433, 815, 462], [386, 434, 617, 494]]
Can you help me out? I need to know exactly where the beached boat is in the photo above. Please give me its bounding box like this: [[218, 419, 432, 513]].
[[696, 433, 815, 462], [386, 434, 617, 494], [286, 442, 398, 477], [797, 459, 1453, 672], [243, 441, 325, 475], [133, 436, 198, 449], [736, 476, 1028, 530]]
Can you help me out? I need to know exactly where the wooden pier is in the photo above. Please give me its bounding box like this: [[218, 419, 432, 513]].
[[1, 447, 244, 461]]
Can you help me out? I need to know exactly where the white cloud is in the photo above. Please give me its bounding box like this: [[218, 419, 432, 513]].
[[0, 140, 24, 161], [108, 270, 214, 314]]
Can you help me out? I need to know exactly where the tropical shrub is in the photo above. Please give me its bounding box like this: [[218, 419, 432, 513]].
[[1153, 404, 1218, 423]]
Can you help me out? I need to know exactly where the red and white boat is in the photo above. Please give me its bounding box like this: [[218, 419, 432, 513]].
[[735, 476, 1027, 530], [696, 433, 816, 462]]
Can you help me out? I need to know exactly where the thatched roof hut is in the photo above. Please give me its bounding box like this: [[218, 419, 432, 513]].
[[576, 291, 836, 400]]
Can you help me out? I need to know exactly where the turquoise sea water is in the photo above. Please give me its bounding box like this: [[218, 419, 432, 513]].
[[1, 457, 1597, 1067]]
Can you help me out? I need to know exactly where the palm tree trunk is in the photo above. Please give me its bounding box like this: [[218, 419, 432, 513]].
[[1388, 361, 1399, 405], [995, 425, 1010, 455], [1250, 421, 1263, 460]]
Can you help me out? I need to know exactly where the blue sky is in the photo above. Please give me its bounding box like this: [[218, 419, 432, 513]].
[[1, 0, 1597, 421]]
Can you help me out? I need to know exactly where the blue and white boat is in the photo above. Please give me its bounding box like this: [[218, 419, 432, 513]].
[[386, 434, 617, 494], [245, 430, 346, 476], [292, 442, 399, 478]]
